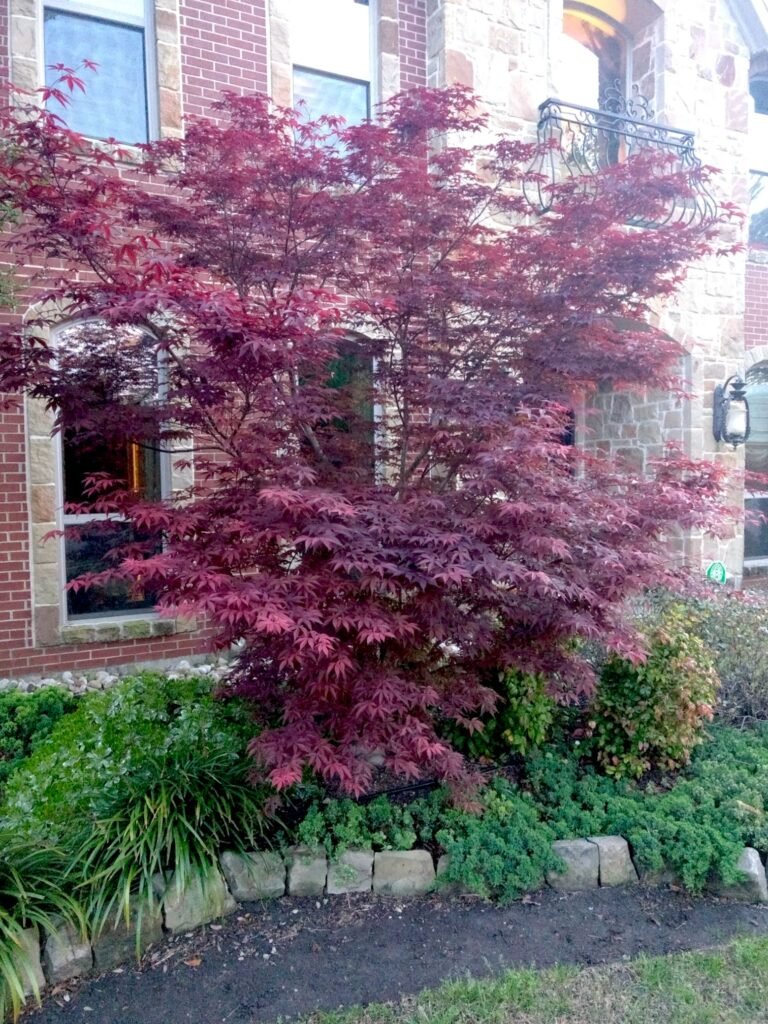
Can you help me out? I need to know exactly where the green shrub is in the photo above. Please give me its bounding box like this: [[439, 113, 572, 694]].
[[434, 780, 559, 902], [295, 795, 423, 855], [524, 737, 747, 892], [444, 670, 556, 761], [1, 674, 270, 934], [0, 832, 82, 1021], [685, 592, 768, 722], [585, 601, 718, 779], [0, 687, 77, 792]]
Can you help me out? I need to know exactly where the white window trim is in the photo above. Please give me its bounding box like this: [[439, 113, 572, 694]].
[[42, 0, 160, 141]]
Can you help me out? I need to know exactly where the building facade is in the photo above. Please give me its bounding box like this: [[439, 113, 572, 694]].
[[0, 0, 767, 676]]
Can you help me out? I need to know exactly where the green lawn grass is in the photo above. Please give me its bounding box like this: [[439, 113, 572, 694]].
[[311, 936, 768, 1024]]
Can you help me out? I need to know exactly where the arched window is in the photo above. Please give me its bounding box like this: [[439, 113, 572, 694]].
[[558, 1, 661, 113], [561, 3, 629, 111], [744, 363, 768, 564]]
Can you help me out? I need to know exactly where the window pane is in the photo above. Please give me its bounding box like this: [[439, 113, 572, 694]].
[[561, 12, 626, 110], [293, 67, 369, 125], [65, 521, 160, 618], [750, 171, 768, 246], [63, 435, 162, 505], [44, 9, 149, 143], [291, 0, 370, 81], [745, 497, 768, 560]]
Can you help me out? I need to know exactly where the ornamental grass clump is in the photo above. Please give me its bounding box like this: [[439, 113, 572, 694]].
[[0, 834, 82, 1021], [0, 674, 272, 939]]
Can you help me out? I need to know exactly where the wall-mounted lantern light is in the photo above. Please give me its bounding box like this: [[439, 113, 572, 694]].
[[713, 375, 751, 448]]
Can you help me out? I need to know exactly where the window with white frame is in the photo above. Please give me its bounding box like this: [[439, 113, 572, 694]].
[[290, 0, 371, 124], [44, 0, 157, 144], [54, 321, 168, 619]]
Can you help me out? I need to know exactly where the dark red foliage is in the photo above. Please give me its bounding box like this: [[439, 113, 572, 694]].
[[0, 79, 734, 792]]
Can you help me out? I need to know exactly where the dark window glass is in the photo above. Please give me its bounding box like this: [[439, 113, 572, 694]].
[[293, 66, 369, 125], [63, 434, 162, 506], [64, 521, 160, 618], [745, 497, 768, 560], [44, 9, 149, 143]]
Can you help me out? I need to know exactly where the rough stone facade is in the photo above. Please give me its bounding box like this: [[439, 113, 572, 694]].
[[0, 0, 766, 675]]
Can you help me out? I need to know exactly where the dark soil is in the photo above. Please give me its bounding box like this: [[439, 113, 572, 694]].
[[25, 887, 768, 1024]]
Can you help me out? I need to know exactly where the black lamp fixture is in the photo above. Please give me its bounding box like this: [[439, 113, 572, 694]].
[[713, 375, 751, 449]]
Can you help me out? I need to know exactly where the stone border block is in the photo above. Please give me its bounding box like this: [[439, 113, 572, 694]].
[[42, 920, 92, 984], [588, 835, 639, 886], [709, 846, 768, 903], [91, 902, 164, 972], [16, 927, 45, 998], [220, 850, 286, 900], [327, 849, 373, 894], [161, 867, 237, 934], [547, 839, 599, 891], [373, 850, 435, 896], [287, 846, 328, 896]]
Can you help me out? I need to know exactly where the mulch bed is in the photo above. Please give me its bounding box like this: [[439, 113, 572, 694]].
[[26, 886, 768, 1024]]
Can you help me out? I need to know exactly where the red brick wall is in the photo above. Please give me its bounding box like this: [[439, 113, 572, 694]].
[[399, 0, 427, 90], [0, 403, 33, 660], [180, 0, 269, 119], [747, 254, 768, 352]]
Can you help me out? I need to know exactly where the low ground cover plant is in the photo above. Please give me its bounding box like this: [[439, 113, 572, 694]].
[[0, 687, 77, 794]]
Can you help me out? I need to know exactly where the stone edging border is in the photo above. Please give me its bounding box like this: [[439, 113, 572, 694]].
[[15, 837, 768, 1003]]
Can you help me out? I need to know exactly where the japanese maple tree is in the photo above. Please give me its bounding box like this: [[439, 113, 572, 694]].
[[0, 79, 732, 792]]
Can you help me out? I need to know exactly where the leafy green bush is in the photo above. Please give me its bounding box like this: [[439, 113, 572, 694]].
[[0, 832, 82, 1021], [294, 789, 449, 857], [0, 687, 77, 792], [1, 674, 270, 933], [444, 670, 556, 761], [585, 601, 718, 778], [685, 592, 768, 722], [434, 780, 559, 902], [295, 780, 558, 903]]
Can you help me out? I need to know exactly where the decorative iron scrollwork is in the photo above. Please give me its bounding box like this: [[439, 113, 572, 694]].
[[600, 80, 655, 122], [523, 94, 718, 229]]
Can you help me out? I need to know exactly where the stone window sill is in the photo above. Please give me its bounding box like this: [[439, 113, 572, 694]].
[[59, 616, 196, 647]]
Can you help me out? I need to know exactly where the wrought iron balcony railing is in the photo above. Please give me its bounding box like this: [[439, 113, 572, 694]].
[[523, 87, 717, 229]]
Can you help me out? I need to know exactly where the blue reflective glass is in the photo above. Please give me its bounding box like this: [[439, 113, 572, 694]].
[[293, 67, 369, 125], [44, 9, 149, 144]]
